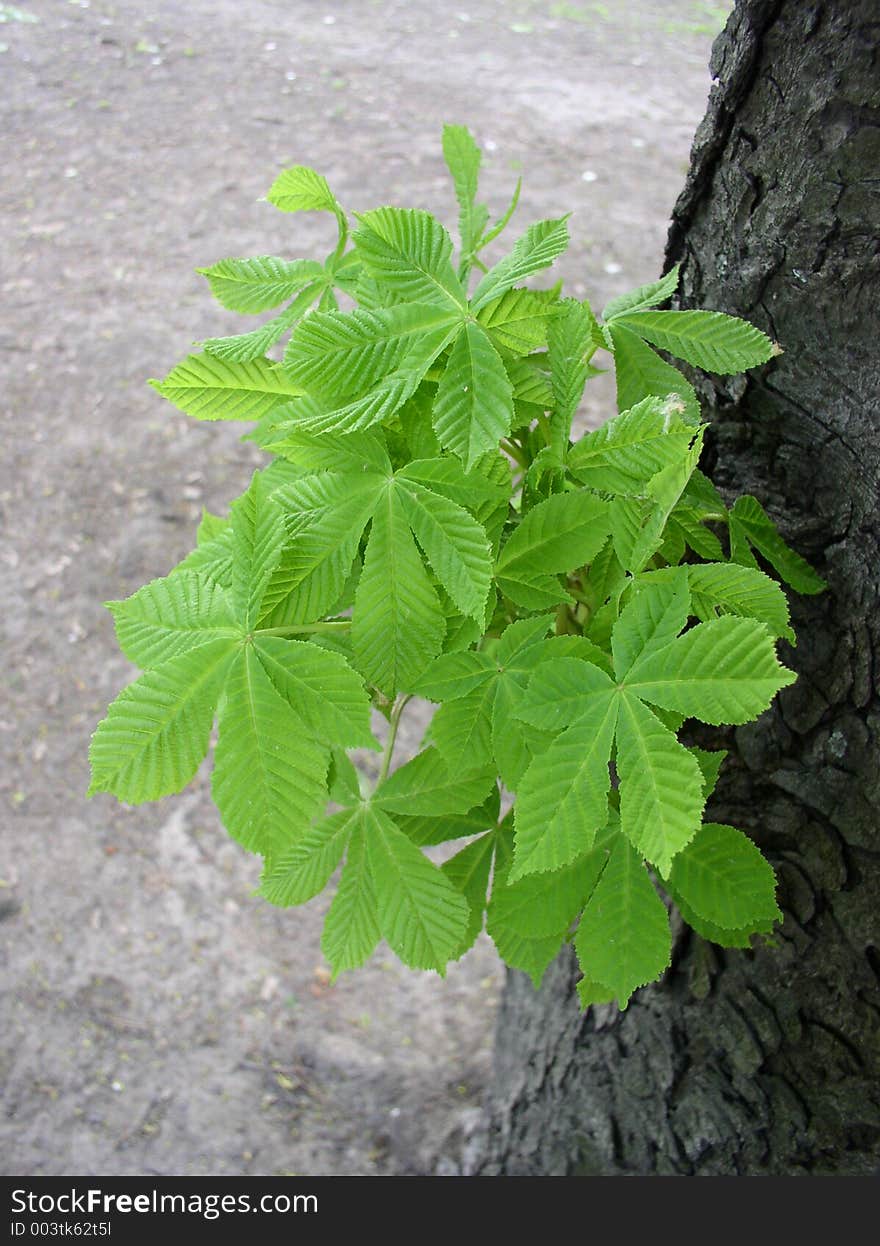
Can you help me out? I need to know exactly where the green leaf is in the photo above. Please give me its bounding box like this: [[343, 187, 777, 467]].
[[265, 472, 382, 625], [374, 747, 495, 816], [691, 747, 727, 798], [229, 476, 288, 628], [353, 206, 466, 309], [477, 287, 559, 355], [441, 829, 497, 957], [567, 396, 696, 494], [607, 324, 700, 424], [615, 309, 776, 374], [471, 217, 570, 311], [396, 790, 499, 847], [260, 807, 356, 907], [511, 693, 618, 880], [611, 568, 690, 679], [263, 425, 391, 476], [602, 264, 680, 321], [615, 691, 704, 875], [547, 298, 602, 448], [686, 561, 794, 643], [428, 679, 496, 771], [495, 490, 610, 609], [667, 823, 781, 932], [411, 650, 495, 701], [490, 675, 552, 790], [397, 456, 509, 511], [574, 832, 671, 1008], [729, 496, 826, 594], [397, 478, 492, 622], [442, 123, 489, 265], [201, 288, 320, 363], [88, 639, 233, 803], [364, 806, 469, 972], [198, 256, 324, 314], [107, 571, 239, 670], [514, 653, 616, 732], [624, 615, 797, 725], [670, 889, 777, 948], [267, 166, 342, 217], [212, 646, 328, 857], [489, 848, 607, 941], [284, 303, 458, 399], [489, 923, 567, 990], [352, 486, 444, 696], [292, 355, 445, 435], [432, 322, 514, 470], [254, 636, 378, 749], [322, 817, 381, 977], [149, 353, 302, 422]]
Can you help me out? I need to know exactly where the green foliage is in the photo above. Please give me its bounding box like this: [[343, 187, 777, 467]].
[[91, 127, 824, 1011]]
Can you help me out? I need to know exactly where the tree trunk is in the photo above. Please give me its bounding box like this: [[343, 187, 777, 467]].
[[477, 0, 880, 1176]]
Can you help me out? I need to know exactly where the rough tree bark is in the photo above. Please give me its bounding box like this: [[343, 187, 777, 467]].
[[477, 0, 879, 1175]]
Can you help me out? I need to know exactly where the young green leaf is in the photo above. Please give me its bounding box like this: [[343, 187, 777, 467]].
[[364, 805, 469, 972], [373, 746, 495, 816], [667, 822, 781, 932], [198, 256, 324, 314], [352, 486, 445, 696], [567, 396, 697, 494], [602, 264, 680, 321], [107, 571, 239, 670], [260, 807, 357, 907], [442, 123, 489, 272], [470, 217, 570, 311], [88, 638, 234, 803], [254, 636, 378, 750], [353, 207, 466, 310], [149, 353, 303, 422], [607, 323, 700, 424], [613, 309, 775, 374], [211, 645, 328, 857], [397, 478, 492, 622], [574, 832, 672, 1009], [321, 818, 381, 977], [728, 495, 826, 594], [432, 322, 514, 469], [267, 166, 343, 218], [495, 490, 611, 610]]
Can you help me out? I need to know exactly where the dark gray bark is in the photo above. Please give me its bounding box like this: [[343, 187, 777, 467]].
[[477, 0, 880, 1175]]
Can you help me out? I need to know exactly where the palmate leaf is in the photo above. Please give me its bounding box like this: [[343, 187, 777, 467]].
[[470, 216, 570, 311], [150, 353, 302, 422], [88, 638, 234, 803], [512, 579, 795, 878], [396, 456, 508, 512], [432, 322, 514, 470], [352, 485, 444, 696], [682, 561, 794, 643], [353, 207, 466, 309], [107, 571, 239, 670], [427, 678, 496, 771], [364, 805, 470, 972], [574, 832, 672, 1008], [212, 645, 328, 858], [198, 256, 324, 314], [615, 309, 775, 374], [291, 351, 447, 436]]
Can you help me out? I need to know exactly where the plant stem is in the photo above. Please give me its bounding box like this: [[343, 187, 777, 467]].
[[378, 696, 410, 784], [256, 621, 352, 637], [500, 438, 528, 467]]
